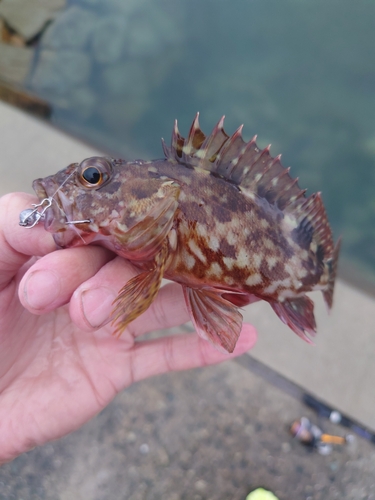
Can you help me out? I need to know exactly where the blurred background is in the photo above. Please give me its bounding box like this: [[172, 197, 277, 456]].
[[1, 0, 375, 285]]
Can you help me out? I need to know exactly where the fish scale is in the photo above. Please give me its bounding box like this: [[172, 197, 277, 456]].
[[28, 115, 340, 353]]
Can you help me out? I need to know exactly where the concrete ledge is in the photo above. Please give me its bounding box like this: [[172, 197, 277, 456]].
[[0, 101, 101, 196], [244, 283, 375, 431], [1, 101, 374, 430]]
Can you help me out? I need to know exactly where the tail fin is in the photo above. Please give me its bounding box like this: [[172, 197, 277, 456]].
[[323, 237, 341, 310]]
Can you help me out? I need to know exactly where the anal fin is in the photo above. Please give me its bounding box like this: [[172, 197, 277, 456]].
[[183, 287, 243, 353], [270, 296, 316, 344], [111, 243, 168, 336]]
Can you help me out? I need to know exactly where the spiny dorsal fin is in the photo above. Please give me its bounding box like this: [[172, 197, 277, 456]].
[[162, 114, 305, 210]]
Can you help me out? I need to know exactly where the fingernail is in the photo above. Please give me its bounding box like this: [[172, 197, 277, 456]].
[[24, 270, 61, 310], [81, 287, 116, 328]]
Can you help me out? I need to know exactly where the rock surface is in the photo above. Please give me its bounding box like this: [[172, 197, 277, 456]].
[[0, 0, 65, 41], [0, 41, 33, 84]]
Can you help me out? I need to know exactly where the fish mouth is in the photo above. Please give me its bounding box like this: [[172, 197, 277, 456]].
[[32, 177, 79, 247]]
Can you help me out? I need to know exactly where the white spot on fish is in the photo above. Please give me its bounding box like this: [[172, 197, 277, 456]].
[[224, 276, 235, 285], [205, 205, 213, 216], [223, 257, 236, 270], [245, 209, 255, 220], [194, 166, 211, 175], [278, 288, 299, 300], [264, 282, 278, 295], [293, 280, 303, 290], [264, 238, 275, 250], [168, 229, 177, 251], [93, 206, 105, 214], [237, 248, 251, 268], [188, 239, 207, 263], [285, 263, 294, 275], [298, 268, 308, 278], [208, 234, 219, 251], [253, 254, 262, 268], [179, 191, 187, 202], [282, 214, 298, 231], [267, 256, 278, 269], [230, 217, 242, 230], [264, 277, 291, 295], [246, 273, 263, 286], [207, 262, 223, 278], [182, 249, 196, 270], [180, 175, 191, 185], [227, 230, 237, 245], [216, 221, 229, 236], [196, 223, 207, 238]]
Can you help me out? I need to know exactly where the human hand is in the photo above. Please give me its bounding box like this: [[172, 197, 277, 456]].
[[0, 192, 257, 464]]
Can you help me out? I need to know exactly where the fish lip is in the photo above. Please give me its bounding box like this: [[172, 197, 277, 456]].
[[32, 177, 77, 247], [32, 178, 48, 201]]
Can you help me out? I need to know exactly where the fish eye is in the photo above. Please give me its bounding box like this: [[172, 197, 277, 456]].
[[78, 157, 113, 188], [82, 166, 102, 185]]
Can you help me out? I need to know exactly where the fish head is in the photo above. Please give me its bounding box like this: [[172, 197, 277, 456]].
[[33, 157, 119, 247], [33, 156, 180, 256]]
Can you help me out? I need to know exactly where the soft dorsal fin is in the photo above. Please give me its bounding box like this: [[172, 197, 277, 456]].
[[162, 113, 306, 211], [289, 192, 335, 257]]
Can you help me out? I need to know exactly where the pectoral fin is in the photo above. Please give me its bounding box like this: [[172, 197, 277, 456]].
[[115, 182, 180, 261], [111, 243, 169, 336], [183, 287, 243, 353]]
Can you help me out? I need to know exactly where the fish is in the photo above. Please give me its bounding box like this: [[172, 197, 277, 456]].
[[30, 114, 340, 353]]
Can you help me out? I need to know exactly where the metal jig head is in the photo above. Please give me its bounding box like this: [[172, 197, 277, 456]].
[[19, 198, 52, 228]]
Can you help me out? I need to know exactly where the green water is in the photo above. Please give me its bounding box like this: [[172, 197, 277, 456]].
[[26, 0, 375, 281]]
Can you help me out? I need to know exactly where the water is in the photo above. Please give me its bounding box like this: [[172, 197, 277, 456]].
[[23, 0, 375, 281]]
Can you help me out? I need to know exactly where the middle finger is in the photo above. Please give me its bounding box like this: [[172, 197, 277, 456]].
[[69, 256, 190, 335]]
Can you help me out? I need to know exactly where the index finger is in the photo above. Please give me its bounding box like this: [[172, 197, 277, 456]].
[[0, 192, 56, 288]]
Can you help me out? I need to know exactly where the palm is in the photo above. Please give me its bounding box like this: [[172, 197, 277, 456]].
[[0, 295, 123, 442], [0, 193, 257, 464]]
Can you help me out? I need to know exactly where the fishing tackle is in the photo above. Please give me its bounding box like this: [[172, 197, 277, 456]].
[[19, 198, 52, 228]]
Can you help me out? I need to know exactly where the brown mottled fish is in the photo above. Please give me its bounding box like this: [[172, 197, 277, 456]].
[[28, 115, 340, 353]]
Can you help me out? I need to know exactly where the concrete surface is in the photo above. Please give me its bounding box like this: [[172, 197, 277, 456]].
[[1, 101, 375, 498], [0, 359, 374, 500]]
